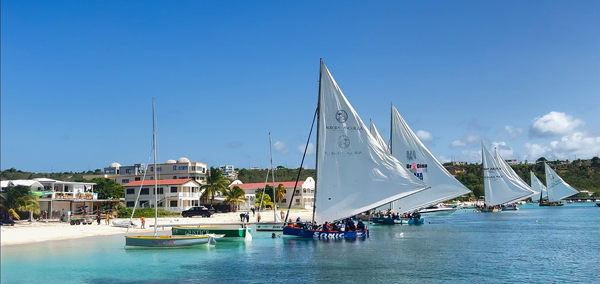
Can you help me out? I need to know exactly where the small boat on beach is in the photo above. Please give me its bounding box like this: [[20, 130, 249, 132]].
[[112, 220, 137, 228], [283, 60, 428, 239]]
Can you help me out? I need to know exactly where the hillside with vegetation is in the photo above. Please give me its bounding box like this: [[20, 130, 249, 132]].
[[235, 166, 316, 184], [447, 157, 600, 199]]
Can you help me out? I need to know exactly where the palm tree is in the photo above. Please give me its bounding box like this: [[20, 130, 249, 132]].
[[199, 167, 231, 206], [223, 186, 248, 209], [275, 183, 286, 205], [255, 192, 274, 210], [0, 185, 40, 220]]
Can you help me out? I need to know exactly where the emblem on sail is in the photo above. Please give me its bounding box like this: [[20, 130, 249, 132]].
[[336, 110, 348, 123], [337, 135, 350, 149]]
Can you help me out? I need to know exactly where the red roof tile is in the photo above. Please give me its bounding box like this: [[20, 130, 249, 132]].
[[229, 181, 304, 189], [123, 179, 196, 187]]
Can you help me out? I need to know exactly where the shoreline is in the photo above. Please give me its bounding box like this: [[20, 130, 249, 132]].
[[0, 209, 313, 246]]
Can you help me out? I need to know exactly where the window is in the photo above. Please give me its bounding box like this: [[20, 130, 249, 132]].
[[140, 188, 149, 195], [157, 167, 162, 171], [140, 201, 150, 208], [126, 188, 135, 195], [126, 201, 134, 207], [178, 166, 187, 170], [191, 166, 196, 171], [65, 186, 69, 190], [173, 176, 177, 179], [150, 166, 154, 172], [135, 177, 141, 181], [295, 199, 300, 204], [284, 190, 287, 193], [125, 169, 131, 174], [295, 190, 300, 194], [173, 166, 177, 171], [282, 199, 287, 203], [150, 177, 154, 180], [170, 200, 178, 207], [171, 187, 178, 193], [154, 188, 164, 195], [303, 189, 306, 193], [122, 179, 129, 184]]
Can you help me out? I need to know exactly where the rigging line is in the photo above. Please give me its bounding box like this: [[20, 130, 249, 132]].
[[125, 145, 154, 235], [284, 107, 318, 224]]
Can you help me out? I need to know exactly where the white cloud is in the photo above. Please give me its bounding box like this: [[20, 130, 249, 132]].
[[451, 140, 466, 147], [296, 142, 315, 155], [450, 135, 481, 148], [273, 141, 289, 155], [549, 132, 600, 160], [461, 150, 482, 163], [504, 126, 523, 137], [416, 130, 433, 142], [491, 141, 514, 158], [524, 132, 600, 161], [524, 143, 552, 161], [529, 111, 584, 138]]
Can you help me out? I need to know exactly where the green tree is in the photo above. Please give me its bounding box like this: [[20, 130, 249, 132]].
[[200, 167, 231, 205], [223, 186, 248, 207], [0, 185, 40, 220], [89, 178, 125, 199], [255, 192, 273, 209], [275, 183, 286, 203]]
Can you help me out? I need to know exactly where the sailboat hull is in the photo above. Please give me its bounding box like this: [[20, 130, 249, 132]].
[[172, 226, 250, 238], [282, 226, 368, 239], [256, 222, 285, 231], [539, 202, 564, 207], [372, 217, 424, 225], [124, 235, 210, 247]]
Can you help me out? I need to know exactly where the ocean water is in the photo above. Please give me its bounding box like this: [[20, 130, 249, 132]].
[[1, 203, 598, 284]]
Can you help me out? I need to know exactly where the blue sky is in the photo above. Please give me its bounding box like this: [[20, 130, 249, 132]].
[[2, 1, 598, 173]]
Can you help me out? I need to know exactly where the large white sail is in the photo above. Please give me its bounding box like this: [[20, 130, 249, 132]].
[[530, 171, 547, 200], [315, 61, 428, 224], [388, 105, 471, 213], [482, 144, 533, 206], [544, 163, 578, 202], [494, 149, 538, 201], [369, 120, 389, 151]]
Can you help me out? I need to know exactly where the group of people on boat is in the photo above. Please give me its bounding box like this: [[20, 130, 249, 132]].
[[375, 209, 421, 220], [288, 218, 366, 232]]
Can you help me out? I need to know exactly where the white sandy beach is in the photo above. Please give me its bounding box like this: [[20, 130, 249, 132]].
[[0, 209, 313, 246]]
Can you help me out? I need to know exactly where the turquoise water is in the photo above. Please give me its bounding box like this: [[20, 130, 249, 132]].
[[2, 203, 598, 284]]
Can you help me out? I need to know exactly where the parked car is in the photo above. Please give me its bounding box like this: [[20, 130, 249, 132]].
[[181, 206, 214, 218], [0, 219, 16, 226]]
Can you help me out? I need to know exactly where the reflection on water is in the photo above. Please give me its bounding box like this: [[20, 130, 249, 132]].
[[1, 203, 598, 284]]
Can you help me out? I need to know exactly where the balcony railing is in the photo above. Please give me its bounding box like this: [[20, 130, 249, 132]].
[[165, 192, 201, 198]]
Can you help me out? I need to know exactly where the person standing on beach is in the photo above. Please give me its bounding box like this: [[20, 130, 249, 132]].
[[96, 214, 101, 225], [105, 213, 110, 225], [140, 216, 146, 229], [251, 207, 255, 216], [257, 214, 261, 222], [245, 212, 250, 222]]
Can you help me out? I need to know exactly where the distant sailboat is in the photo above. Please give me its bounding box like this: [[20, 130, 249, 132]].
[[540, 162, 578, 206], [388, 105, 471, 216], [283, 60, 428, 238], [481, 144, 534, 212], [256, 133, 284, 232], [530, 171, 547, 204], [493, 149, 537, 210]]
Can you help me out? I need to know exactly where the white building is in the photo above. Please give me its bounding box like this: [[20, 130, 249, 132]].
[[228, 177, 315, 210], [84, 157, 208, 185], [219, 165, 235, 178], [123, 178, 214, 212]]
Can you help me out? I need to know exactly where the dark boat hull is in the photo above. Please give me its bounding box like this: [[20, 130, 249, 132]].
[[282, 226, 368, 239], [372, 217, 424, 225]]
